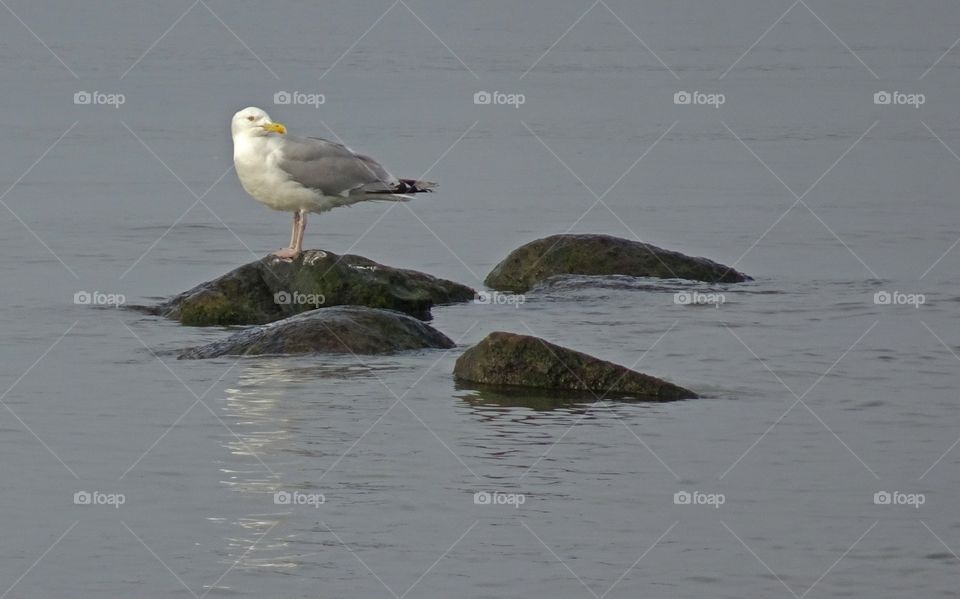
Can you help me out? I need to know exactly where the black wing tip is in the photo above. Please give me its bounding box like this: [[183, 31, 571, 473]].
[[397, 179, 437, 194]]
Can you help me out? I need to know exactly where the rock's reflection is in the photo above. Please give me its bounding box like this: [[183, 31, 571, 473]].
[[456, 383, 595, 412], [457, 382, 665, 413]]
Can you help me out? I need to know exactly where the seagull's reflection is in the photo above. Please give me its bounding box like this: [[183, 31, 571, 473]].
[[221, 361, 296, 494], [221, 359, 393, 488], [215, 358, 393, 572]]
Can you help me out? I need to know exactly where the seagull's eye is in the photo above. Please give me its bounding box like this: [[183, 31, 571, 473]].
[[246, 116, 255, 121]]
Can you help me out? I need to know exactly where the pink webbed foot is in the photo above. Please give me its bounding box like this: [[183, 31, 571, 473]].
[[271, 247, 301, 259]]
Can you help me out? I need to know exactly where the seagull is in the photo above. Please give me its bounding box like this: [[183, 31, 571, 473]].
[[231, 106, 436, 259]]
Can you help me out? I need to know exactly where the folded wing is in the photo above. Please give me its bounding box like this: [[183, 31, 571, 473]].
[[276, 135, 399, 197]]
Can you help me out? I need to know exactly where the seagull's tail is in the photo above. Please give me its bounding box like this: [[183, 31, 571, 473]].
[[365, 179, 437, 202], [396, 179, 437, 194]]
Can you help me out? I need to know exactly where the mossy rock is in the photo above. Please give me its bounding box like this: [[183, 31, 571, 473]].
[[485, 234, 751, 293], [152, 250, 476, 325], [454, 332, 697, 401], [179, 306, 454, 358]]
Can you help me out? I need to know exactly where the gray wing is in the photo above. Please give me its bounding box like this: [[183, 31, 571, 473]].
[[275, 135, 398, 196]]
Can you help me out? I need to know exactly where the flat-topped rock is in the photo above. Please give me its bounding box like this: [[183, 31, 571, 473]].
[[179, 306, 454, 358], [484, 234, 751, 293], [453, 332, 697, 401], [151, 250, 475, 325]]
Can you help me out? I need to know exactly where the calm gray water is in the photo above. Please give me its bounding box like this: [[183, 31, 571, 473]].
[[2, 0, 959, 596]]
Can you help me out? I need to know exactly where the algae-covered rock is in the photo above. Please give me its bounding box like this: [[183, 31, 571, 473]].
[[179, 306, 454, 358], [153, 250, 475, 325], [484, 234, 751, 293], [453, 331, 697, 400]]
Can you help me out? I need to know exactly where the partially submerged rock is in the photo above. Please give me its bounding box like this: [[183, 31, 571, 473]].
[[453, 331, 697, 400], [152, 250, 475, 325], [484, 234, 750, 293], [179, 306, 454, 359]]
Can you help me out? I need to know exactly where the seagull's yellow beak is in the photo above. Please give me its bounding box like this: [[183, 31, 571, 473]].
[[261, 122, 286, 135]]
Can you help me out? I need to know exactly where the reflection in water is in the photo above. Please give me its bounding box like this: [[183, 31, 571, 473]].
[[534, 273, 765, 295], [456, 382, 670, 414], [455, 383, 665, 472], [456, 386, 601, 463], [221, 361, 291, 494], [216, 359, 394, 572], [456, 383, 596, 413]]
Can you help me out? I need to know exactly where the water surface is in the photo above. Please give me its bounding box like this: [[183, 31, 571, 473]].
[[1, 1, 959, 596]]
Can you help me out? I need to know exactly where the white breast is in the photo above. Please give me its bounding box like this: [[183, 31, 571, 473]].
[[233, 135, 323, 212]]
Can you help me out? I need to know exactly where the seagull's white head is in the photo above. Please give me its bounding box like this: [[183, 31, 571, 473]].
[[231, 106, 286, 138]]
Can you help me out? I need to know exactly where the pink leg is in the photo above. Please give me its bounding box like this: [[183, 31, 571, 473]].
[[272, 211, 302, 259], [292, 210, 307, 254], [288, 211, 300, 247]]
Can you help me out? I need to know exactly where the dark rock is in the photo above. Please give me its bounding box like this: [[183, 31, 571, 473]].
[[484, 234, 751, 293], [179, 306, 454, 359], [152, 250, 476, 325], [453, 332, 697, 400]]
